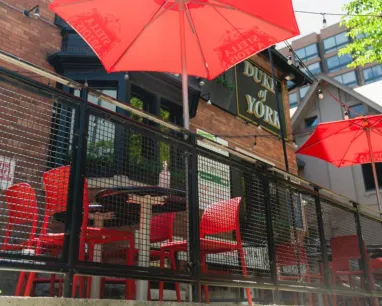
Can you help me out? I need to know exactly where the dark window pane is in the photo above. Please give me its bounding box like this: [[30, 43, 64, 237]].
[[305, 116, 319, 128], [363, 65, 382, 84], [362, 163, 382, 191], [327, 54, 352, 72]]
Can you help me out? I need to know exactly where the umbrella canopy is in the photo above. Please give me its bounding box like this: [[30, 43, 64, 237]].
[[49, 0, 299, 79], [296, 114, 382, 210], [49, 0, 299, 131]]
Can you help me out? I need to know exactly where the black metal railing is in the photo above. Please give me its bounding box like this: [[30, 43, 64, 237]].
[[1, 65, 382, 304]]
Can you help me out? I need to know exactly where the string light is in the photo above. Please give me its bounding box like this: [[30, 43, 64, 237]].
[[287, 55, 293, 65], [124, 72, 129, 80], [344, 110, 349, 120], [317, 89, 323, 99], [294, 10, 382, 18], [322, 14, 327, 29]]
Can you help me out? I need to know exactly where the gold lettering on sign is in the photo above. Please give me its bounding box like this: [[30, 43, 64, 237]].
[[242, 60, 282, 130]]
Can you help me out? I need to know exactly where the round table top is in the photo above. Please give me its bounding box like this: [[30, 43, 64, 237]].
[[95, 186, 186, 214], [53, 186, 186, 228]]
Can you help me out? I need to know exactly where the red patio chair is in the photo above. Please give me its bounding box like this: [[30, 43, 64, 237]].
[[330, 235, 382, 306], [158, 197, 253, 305], [276, 243, 323, 305], [98, 212, 177, 300], [1, 183, 39, 296], [20, 165, 135, 297]]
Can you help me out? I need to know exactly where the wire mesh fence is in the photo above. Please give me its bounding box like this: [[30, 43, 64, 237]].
[[2, 67, 382, 302]]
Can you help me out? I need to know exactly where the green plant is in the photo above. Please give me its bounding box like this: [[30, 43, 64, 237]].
[[216, 74, 235, 91], [339, 0, 382, 67]]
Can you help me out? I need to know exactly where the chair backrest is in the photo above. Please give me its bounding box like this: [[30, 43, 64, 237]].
[[330, 235, 362, 261], [200, 197, 242, 238], [276, 243, 308, 266], [42, 165, 89, 235], [150, 212, 176, 243], [2, 183, 38, 249]]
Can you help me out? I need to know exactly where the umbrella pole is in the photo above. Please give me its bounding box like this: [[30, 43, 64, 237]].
[[366, 129, 382, 211], [179, 0, 190, 130]]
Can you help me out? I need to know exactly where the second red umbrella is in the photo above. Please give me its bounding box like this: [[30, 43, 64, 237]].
[[296, 115, 382, 211]]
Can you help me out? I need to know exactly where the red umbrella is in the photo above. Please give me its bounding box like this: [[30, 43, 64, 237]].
[[296, 115, 382, 211], [49, 0, 299, 130]]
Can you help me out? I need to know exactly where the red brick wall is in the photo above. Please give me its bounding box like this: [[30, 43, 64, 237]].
[[0, 0, 60, 72], [191, 54, 298, 174]]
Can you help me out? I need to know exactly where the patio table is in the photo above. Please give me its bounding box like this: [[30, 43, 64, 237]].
[[96, 186, 186, 300]]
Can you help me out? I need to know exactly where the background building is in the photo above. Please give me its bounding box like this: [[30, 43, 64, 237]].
[[279, 22, 382, 115], [293, 75, 382, 210]]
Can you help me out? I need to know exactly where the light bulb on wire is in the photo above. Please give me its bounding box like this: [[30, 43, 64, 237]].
[[287, 55, 293, 65], [322, 14, 327, 28], [318, 89, 324, 100], [344, 110, 349, 120]]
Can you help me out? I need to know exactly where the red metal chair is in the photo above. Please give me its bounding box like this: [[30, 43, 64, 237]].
[[330, 235, 382, 306], [276, 243, 323, 305], [1, 183, 39, 296], [20, 165, 135, 297], [98, 212, 177, 300], [158, 197, 253, 305]]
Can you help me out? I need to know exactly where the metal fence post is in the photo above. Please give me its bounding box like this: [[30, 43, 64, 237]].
[[353, 202, 373, 299], [263, 165, 279, 303], [62, 87, 89, 297], [314, 186, 333, 306], [189, 134, 201, 302]]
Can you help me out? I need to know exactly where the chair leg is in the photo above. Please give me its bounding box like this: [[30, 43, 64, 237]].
[[49, 274, 56, 297], [15, 271, 27, 296], [125, 239, 135, 300], [168, 251, 181, 302], [200, 254, 209, 304], [238, 247, 253, 306], [147, 282, 151, 301], [159, 249, 166, 302], [23, 272, 36, 296]]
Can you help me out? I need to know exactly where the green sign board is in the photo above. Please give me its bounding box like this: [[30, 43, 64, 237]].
[[235, 60, 287, 138]]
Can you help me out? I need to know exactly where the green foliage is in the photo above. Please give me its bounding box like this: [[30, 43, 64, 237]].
[[87, 139, 115, 167], [339, 0, 382, 67], [216, 74, 235, 91]]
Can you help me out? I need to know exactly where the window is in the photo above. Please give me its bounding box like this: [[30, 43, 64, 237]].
[[299, 86, 310, 100], [362, 163, 382, 191], [333, 71, 358, 87], [305, 116, 319, 129], [289, 93, 298, 108], [295, 44, 319, 62], [307, 62, 321, 76], [363, 65, 382, 84], [323, 32, 349, 53], [348, 104, 365, 118], [326, 54, 352, 73]]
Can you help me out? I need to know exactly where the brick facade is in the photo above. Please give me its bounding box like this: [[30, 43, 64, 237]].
[[191, 53, 298, 174], [0, 1, 60, 72]]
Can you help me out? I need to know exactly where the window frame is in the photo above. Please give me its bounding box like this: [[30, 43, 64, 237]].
[[363, 65, 382, 85], [362, 163, 382, 191], [299, 86, 310, 100], [323, 32, 349, 53], [289, 92, 298, 108], [326, 54, 353, 73], [304, 116, 319, 129], [333, 71, 358, 87], [295, 44, 319, 62]]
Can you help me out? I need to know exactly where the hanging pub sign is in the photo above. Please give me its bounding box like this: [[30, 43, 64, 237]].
[[235, 60, 287, 138]]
